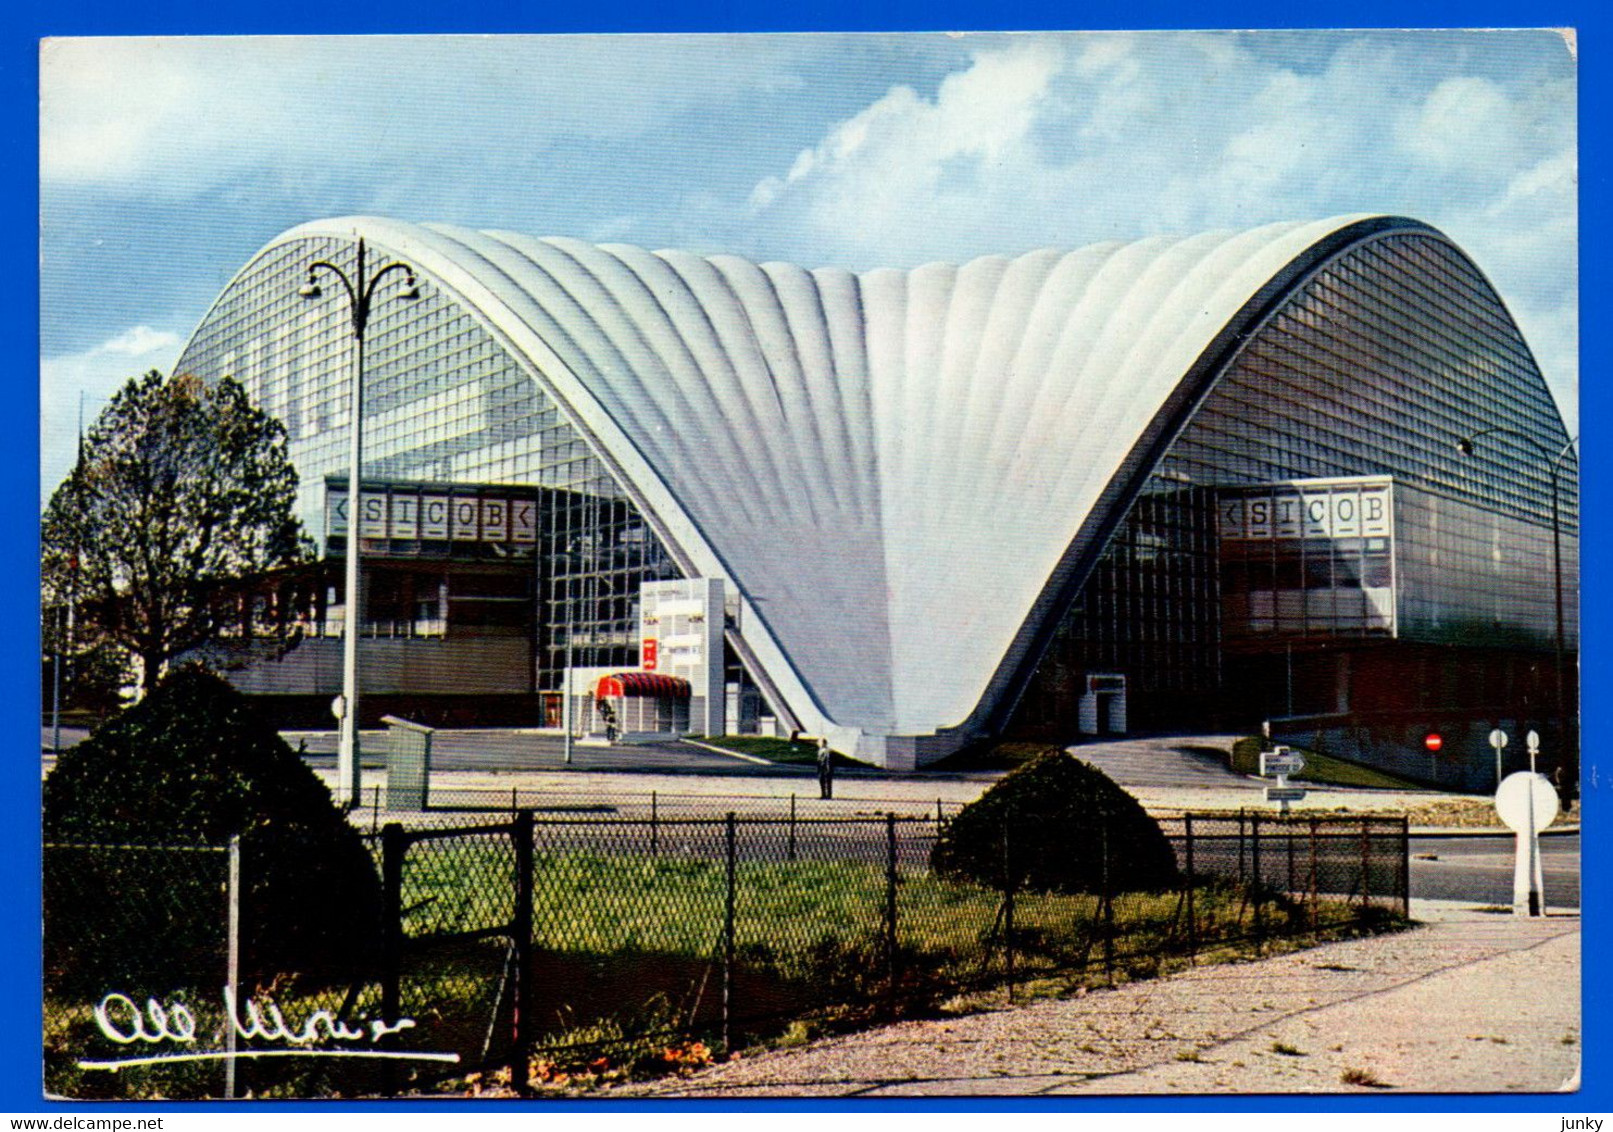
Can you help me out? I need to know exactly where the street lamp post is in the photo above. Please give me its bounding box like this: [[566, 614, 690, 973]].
[[563, 600, 575, 766], [1457, 427, 1577, 795], [300, 238, 420, 806]]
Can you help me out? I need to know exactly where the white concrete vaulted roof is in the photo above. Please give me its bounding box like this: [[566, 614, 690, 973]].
[[246, 213, 1433, 762]]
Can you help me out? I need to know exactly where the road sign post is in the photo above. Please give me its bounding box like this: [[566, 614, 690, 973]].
[[1260, 746, 1307, 814], [1495, 752, 1557, 918], [1424, 733, 1442, 782], [1526, 730, 1544, 915], [1489, 728, 1508, 789]]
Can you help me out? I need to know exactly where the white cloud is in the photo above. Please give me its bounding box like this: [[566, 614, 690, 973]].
[[742, 31, 1576, 426], [40, 39, 200, 184], [101, 326, 182, 356], [1397, 76, 1518, 172], [40, 326, 183, 508], [40, 35, 847, 199]]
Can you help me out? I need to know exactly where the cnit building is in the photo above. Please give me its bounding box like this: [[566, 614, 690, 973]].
[[174, 214, 1578, 783]]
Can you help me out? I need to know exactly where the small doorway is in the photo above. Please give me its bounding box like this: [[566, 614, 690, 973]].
[[1079, 673, 1127, 736]]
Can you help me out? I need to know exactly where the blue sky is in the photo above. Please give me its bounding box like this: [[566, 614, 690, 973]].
[[39, 29, 1578, 501]]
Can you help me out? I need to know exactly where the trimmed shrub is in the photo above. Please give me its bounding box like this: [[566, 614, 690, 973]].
[[930, 749, 1179, 894], [1230, 735, 1265, 775], [43, 666, 381, 994]]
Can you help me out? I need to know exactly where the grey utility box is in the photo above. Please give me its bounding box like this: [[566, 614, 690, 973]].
[[382, 715, 434, 812]]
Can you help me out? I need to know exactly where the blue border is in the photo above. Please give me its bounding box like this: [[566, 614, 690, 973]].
[[10, 0, 1606, 1115]]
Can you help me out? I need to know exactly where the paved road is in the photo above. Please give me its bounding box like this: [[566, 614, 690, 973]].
[[288, 728, 805, 777], [1068, 735, 1258, 790], [1410, 832, 1579, 908], [43, 724, 809, 777]]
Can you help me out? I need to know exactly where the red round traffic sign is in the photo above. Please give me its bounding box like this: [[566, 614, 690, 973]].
[[1424, 733, 1443, 753]]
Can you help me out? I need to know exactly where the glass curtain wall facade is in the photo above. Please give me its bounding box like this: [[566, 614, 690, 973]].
[[171, 236, 682, 699], [1017, 231, 1577, 737]]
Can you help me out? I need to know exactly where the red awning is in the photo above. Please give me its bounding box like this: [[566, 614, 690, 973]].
[[595, 672, 692, 700]]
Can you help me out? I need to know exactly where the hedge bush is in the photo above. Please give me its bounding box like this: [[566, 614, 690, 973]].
[[930, 749, 1179, 894], [43, 667, 382, 994]]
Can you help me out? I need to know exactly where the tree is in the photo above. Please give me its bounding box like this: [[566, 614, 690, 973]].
[[41, 371, 308, 695]]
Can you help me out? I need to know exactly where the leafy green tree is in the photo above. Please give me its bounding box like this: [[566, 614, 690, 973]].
[[41, 371, 308, 695]]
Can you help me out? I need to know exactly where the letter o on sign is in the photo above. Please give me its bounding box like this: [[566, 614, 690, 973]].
[[1424, 733, 1443, 753]]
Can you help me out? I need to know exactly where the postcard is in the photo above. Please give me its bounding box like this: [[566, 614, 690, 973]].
[[37, 29, 1581, 1105]]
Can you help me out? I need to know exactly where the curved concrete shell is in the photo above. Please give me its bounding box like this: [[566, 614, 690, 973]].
[[177, 214, 1562, 767]]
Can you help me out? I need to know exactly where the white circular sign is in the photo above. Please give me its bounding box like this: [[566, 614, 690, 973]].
[[330, 694, 347, 721], [1526, 730, 1541, 753], [1494, 771, 1559, 833], [1489, 729, 1509, 750]]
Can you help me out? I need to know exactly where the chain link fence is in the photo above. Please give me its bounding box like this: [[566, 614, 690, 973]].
[[376, 808, 1408, 1091], [46, 837, 409, 1101], [44, 809, 1407, 1098]]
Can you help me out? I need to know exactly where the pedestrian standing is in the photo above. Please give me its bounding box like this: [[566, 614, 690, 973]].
[[817, 736, 834, 800]]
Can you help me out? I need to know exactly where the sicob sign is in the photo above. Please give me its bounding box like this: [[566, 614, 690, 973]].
[[326, 482, 538, 547], [1219, 479, 1393, 541]]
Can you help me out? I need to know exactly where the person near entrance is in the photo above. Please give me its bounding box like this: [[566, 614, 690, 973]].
[[816, 736, 834, 799]]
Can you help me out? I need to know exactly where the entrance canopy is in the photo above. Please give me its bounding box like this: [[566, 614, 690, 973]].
[[595, 672, 691, 700]]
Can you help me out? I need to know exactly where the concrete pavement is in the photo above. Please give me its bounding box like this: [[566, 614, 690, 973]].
[[1069, 735, 1259, 790], [618, 901, 1580, 1097]]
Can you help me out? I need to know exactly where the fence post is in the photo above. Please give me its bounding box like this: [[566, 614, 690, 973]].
[[885, 813, 898, 1007], [788, 794, 796, 862], [224, 835, 241, 1101], [1101, 806, 1115, 985], [1250, 813, 1263, 955], [380, 822, 406, 1095], [1399, 816, 1411, 919], [1359, 819, 1371, 908], [651, 791, 659, 859], [1002, 816, 1015, 1003], [1183, 814, 1196, 964], [1309, 815, 1320, 937], [722, 812, 736, 1053], [1287, 820, 1296, 898], [1238, 809, 1246, 882], [511, 810, 533, 1093], [936, 798, 943, 834]]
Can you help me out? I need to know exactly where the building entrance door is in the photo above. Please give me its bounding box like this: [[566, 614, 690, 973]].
[[1079, 673, 1127, 736]]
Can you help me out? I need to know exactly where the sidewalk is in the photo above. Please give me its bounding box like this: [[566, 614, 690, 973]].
[[618, 902, 1579, 1097]]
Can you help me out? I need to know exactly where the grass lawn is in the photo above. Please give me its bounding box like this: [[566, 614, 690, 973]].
[[397, 839, 1395, 1058], [1230, 736, 1424, 790]]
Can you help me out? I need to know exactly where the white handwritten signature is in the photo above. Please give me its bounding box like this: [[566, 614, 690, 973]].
[[77, 989, 460, 1070]]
